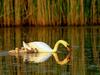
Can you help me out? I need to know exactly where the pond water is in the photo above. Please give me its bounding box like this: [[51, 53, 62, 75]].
[[0, 26, 100, 75]]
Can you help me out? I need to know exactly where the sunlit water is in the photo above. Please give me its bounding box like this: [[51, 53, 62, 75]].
[[0, 26, 100, 75]]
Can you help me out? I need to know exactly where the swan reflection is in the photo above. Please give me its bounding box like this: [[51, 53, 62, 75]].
[[23, 53, 52, 63], [9, 52, 71, 65]]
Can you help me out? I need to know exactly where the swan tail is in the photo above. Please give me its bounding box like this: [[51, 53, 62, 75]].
[[23, 41, 31, 50]]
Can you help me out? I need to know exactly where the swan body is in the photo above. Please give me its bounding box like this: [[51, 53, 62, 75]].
[[8, 40, 70, 54], [23, 40, 70, 52], [23, 41, 52, 52]]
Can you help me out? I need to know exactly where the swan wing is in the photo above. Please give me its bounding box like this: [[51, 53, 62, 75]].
[[28, 42, 52, 52]]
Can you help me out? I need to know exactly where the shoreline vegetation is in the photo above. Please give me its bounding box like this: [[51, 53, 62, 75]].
[[0, 0, 100, 26]]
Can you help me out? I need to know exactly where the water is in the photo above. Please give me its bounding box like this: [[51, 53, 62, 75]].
[[0, 26, 100, 75]]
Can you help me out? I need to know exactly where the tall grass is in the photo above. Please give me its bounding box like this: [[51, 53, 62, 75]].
[[15, 0, 21, 25], [0, 0, 100, 26]]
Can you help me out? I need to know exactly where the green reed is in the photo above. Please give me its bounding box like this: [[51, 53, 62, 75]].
[[0, 0, 100, 26]]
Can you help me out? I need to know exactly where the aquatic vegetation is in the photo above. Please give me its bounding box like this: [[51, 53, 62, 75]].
[[0, 0, 100, 26]]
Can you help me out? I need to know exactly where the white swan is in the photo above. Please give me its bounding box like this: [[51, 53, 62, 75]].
[[23, 40, 71, 52]]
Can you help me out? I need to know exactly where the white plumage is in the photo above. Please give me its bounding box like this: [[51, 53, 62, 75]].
[[23, 40, 70, 52]]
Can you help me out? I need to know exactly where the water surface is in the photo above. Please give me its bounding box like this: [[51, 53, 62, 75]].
[[0, 26, 100, 75]]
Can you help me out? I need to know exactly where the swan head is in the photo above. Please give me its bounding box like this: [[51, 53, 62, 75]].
[[59, 40, 69, 46], [53, 40, 71, 52], [59, 40, 71, 51]]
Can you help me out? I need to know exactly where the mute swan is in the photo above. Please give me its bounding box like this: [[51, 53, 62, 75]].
[[8, 40, 71, 54], [23, 40, 71, 52]]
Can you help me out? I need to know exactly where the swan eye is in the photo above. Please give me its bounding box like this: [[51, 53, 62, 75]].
[[67, 45, 70, 47]]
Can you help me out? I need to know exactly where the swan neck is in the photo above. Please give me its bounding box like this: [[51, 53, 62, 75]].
[[52, 40, 69, 52], [52, 41, 61, 52]]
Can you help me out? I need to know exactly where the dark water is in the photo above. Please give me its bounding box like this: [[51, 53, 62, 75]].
[[0, 26, 100, 75]]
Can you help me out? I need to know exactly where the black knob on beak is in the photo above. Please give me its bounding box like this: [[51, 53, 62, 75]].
[[66, 45, 72, 52]]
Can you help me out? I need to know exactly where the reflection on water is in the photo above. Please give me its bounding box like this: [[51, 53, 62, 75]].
[[0, 26, 100, 75], [9, 52, 70, 65]]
